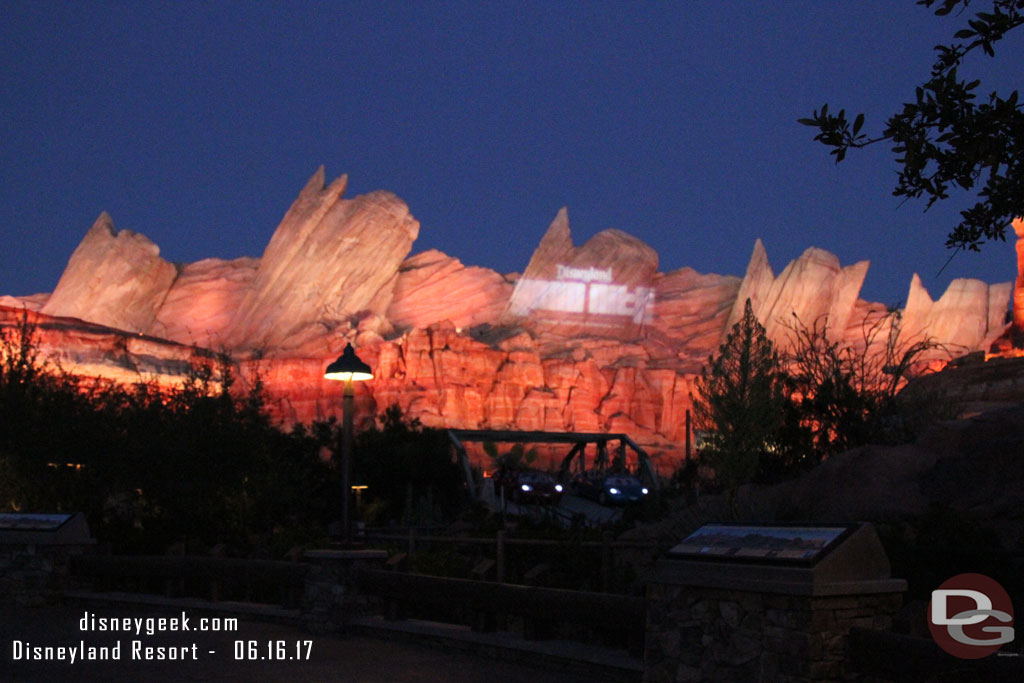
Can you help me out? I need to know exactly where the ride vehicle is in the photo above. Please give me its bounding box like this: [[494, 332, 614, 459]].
[[494, 469, 564, 504], [571, 472, 649, 505]]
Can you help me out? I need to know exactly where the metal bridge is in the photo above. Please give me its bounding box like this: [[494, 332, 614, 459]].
[[446, 429, 659, 502]]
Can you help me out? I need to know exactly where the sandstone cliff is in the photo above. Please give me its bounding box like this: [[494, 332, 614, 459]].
[[726, 239, 870, 349], [225, 167, 419, 353], [387, 250, 513, 331], [5, 168, 1018, 473], [149, 257, 259, 349], [502, 208, 659, 341], [40, 212, 177, 334]]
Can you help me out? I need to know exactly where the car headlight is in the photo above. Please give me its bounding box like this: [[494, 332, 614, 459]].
[[642, 488, 649, 495], [608, 487, 620, 495], [521, 484, 532, 492], [554, 484, 563, 492]]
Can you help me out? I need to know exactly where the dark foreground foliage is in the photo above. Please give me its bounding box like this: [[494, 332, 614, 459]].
[[0, 313, 339, 556], [313, 404, 467, 527], [800, 0, 1023, 253], [691, 299, 946, 492]]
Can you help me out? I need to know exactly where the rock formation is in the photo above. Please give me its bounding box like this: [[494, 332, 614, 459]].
[[502, 208, 658, 340], [387, 250, 513, 332], [0, 293, 47, 311], [40, 212, 177, 333], [1015, 216, 1024, 335], [225, 167, 419, 353], [903, 274, 1012, 353], [726, 240, 869, 350], [3, 167, 1019, 473], [0, 306, 202, 385], [986, 216, 1024, 354], [649, 266, 741, 370], [149, 257, 259, 349]]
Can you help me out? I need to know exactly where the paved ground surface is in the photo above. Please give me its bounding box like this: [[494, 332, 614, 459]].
[[0, 605, 605, 682]]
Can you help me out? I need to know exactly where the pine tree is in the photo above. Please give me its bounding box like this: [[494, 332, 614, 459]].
[[692, 299, 788, 492]]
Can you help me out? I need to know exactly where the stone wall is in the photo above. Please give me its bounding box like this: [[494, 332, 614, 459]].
[[644, 583, 903, 682], [0, 543, 90, 607], [301, 549, 388, 633]]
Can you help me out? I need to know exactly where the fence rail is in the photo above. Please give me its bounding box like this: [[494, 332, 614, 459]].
[[68, 555, 308, 607], [361, 528, 663, 591], [354, 567, 645, 655]]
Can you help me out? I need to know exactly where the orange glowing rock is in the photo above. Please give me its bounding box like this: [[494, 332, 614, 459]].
[[1015, 217, 1024, 334], [4, 167, 1020, 472], [502, 208, 659, 341], [225, 168, 418, 352], [727, 240, 870, 351], [0, 305, 204, 388], [149, 256, 259, 348], [903, 274, 1012, 354], [387, 249, 513, 331]]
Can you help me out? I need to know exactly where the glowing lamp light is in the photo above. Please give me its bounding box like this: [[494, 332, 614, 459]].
[[324, 344, 373, 382], [323, 343, 373, 545]]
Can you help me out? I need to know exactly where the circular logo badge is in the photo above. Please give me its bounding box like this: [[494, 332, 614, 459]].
[[928, 573, 1015, 659]]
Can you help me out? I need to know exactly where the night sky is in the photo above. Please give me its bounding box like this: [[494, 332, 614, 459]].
[[2, 1, 1021, 308]]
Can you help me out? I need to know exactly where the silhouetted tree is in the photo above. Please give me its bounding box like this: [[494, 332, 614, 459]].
[[692, 299, 792, 491], [0, 314, 336, 554], [483, 441, 538, 472], [800, 0, 1023, 252], [783, 309, 944, 456], [314, 404, 465, 526]]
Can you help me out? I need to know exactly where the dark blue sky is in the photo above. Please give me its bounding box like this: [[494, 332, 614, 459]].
[[2, 1, 1020, 307]]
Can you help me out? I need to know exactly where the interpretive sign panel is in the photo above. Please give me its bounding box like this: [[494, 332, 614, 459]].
[[0, 512, 92, 545], [666, 523, 856, 565], [0, 513, 75, 531]]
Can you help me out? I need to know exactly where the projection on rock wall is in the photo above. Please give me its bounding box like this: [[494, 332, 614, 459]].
[[506, 263, 654, 336]]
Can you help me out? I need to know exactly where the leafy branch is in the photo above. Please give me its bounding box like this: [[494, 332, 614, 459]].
[[798, 0, 1024, 252]]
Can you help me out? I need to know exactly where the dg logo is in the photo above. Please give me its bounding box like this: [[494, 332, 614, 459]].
[[928, 573, 1015, 659]]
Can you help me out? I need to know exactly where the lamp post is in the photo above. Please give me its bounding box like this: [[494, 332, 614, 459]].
[[324, 343, 373, 544]]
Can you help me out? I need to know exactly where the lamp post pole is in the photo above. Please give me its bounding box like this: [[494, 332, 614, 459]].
[[341, 376, 354, 544], [324, 343, 373, 547]]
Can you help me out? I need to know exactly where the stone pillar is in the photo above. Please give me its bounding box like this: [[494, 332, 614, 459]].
[[645, 583, 903, 682], [0, 543, 92, 606], [302, 548, 387, 633], [644, 523, 906, 682], [0, 512, 95, 606]]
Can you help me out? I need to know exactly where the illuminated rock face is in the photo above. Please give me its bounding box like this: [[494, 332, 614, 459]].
[[0, 306, 204, 386], [1015, 217, 1024, 335], [986, 217, 1024, 354], [225, 168, 419, 353], [502, 208, 658, 340], [41, 213, 177, 334], [5, 168, 1017, 472], [650, 267, 741, 369], [904, 274, 1012, 353], [727, 240, 869, 350], [0, 293, 47, 311], [387, 250, 513, 331], [149, 257, 258, 349]]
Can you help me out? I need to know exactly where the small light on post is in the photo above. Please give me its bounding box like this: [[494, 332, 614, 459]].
[[324, 343, 373, 545]]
